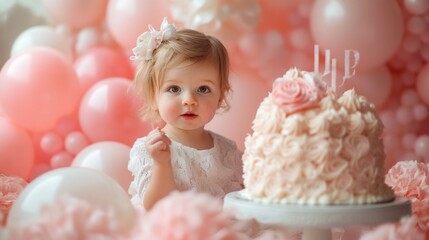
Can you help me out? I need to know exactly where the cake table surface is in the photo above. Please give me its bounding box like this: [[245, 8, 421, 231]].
[[223, 191, 412, 240]]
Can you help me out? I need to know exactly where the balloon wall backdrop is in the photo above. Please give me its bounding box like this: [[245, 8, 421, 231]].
[[1, 0, 429, 238]]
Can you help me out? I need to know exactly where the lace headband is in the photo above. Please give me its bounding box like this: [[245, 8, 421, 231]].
[[130, 17, 177, 61]]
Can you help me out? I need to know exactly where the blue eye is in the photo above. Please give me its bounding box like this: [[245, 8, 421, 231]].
[[197, 86, 211, 94], [167, 86, 180, 93]]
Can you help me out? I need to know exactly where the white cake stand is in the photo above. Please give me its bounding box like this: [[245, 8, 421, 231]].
[[223, 191, 412, 240]]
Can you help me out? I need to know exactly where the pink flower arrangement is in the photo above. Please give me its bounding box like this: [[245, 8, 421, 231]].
[[272, 70, 325, 115], [129, 190, 248, 240], [9, 196, 126, 240], [359, 216, 424, 240], [385, 160, 429, 232], [0, 174, 27, 226]]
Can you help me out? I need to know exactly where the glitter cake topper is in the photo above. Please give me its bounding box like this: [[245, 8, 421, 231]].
[[313, 45, 360, 92]]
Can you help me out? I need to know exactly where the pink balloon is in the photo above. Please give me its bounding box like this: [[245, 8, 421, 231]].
[[50, 151, 74, 169], [55, 114, 80, 137], [106, 0, 170, 49], [79, 78, 149, 146], [337, 65, 393, 109], [416, 63, 429, 105], [42, 0, 108, 29], [0, 117, 35, 179], [7, 167, 136, 235], [310, 0, 404, 70], [207, 73, 271, 150], [414, 135, 429, 157], [0, 47, 80, 132], [404, 0, 429, 15], [71, 141, 132, 192], [74, 47, 134, 97], [40, 132, 63, 155], [64, 131, 90, 155]]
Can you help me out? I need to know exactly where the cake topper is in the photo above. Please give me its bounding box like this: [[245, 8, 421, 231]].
[[313, 44, 360, 92]]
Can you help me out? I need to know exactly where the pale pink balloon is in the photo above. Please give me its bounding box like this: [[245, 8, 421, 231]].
[[407, 16, 427, 35], [64, 131, 90, 155], [416, 63, 429, 105], [79, 78, 149, 146], [207, 73, 271, 150], [402, 133, 417, 151], [0, 47, 80, 132], [310, 0, 404, 70], [27, 163, 51, 182], [404, 0, 429, 15], [413, 103, 428, 121], [42, 0, 108, 29], [74, 47, 134, 98], [106, 0, 170, 49], [50, 151, 74, 169], [0, 117, 35, 179], [11, 25, 73, 60], [55, 114, 80, 137], [7, 167, 136, 235], [395, 106, 414, 125], [40, 132, 63, 155], [337, 65, 393, 109], [414, 135, 429, 157], [71, 141, 132, 193]]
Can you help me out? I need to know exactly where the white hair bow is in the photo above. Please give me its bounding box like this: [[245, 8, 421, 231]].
[[130, 17, 177, 61]]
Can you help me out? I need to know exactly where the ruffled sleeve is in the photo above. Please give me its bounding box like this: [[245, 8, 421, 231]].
[[127, 137, 153, 207]]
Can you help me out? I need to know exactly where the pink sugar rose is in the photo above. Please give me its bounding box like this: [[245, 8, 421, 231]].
[[272, 76, 320, 114], [0, 174, 27, 225]]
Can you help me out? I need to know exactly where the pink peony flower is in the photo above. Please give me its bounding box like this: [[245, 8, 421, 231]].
[[385, 160, 429, 200], [272, 71, 325, 115], [129, 190, 248, 240], [359, 216, 424, 240], [0, 174, 27, 226], [385, 160, 429, 232], [9, 196, 127, 240]]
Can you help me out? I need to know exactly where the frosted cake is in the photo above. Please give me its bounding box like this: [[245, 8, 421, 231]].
[[241, 68, 394, 205]]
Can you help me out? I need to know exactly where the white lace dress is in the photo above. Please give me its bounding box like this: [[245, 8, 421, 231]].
[[128, 131, 244, 207]]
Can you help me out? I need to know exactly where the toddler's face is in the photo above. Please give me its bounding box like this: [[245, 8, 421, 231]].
[[156, 60, 222, 131]]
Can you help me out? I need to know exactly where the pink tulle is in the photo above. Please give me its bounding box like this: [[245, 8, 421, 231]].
[[0, 174, 27, 226], [9, 196, 126, 240], [385, 160, 429, 232], [129, 191, 248, 240], [359, 216, 424, 240]]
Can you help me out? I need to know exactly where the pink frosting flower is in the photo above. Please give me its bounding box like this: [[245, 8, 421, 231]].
[[129, 190, 247, 240], [359, 216, 424, 240], [385, 160, 429, 232], [9, 196, 126, 240], [272, 71, 325, 115], [0, 174, 27, 226]]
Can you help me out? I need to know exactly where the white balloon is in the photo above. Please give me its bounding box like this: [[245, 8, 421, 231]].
[[7, 167, 135, 234], [11, 25, 73, 60]]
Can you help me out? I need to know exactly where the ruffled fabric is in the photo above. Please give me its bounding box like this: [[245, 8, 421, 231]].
[[128, 131, 243, 208]]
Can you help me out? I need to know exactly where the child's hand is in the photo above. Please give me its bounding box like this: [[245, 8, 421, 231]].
[[145, 128, 172, 166]]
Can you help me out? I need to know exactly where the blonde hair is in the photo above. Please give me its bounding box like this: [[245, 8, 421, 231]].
[[133, 29, 231, 123]]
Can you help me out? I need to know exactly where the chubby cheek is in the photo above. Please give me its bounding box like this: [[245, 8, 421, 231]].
[[157, 99, 179, 122]]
